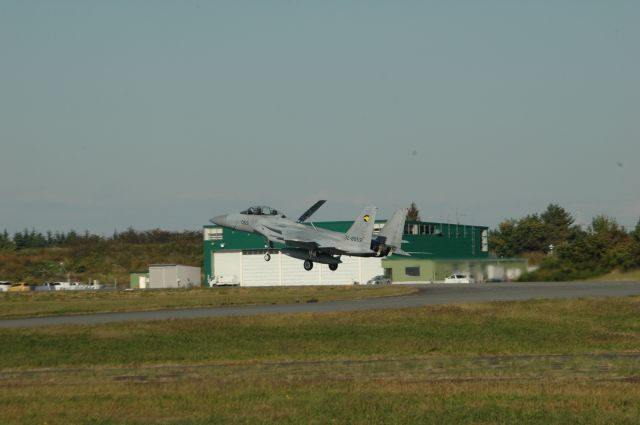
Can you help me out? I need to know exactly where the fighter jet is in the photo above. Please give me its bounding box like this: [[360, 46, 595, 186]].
[[210, 201, 388, 271]]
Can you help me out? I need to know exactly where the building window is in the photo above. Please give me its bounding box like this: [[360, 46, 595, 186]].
[[404, 224, 419, 235], [405, 267, 420, 277], [204, 228, 223, 241], [481, 230, 488, 252], [404, 223, 439, 235]]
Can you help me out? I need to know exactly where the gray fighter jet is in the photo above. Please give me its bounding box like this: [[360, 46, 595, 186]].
[[210, 201, 407, 271]]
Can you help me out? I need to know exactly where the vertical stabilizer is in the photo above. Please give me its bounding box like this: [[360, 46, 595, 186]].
[[345, 206, 377, 250], [379, 208, 409, 255]]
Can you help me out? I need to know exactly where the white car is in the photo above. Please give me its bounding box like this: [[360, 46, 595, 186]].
[[444, 274, 474, 284], [366, 275, 392, 285], [0, 281, 12, 292]]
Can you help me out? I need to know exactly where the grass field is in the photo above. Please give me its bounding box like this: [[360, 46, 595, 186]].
[[0, 285, 415, 318], [1, 296, 639, 424], [590, 269, 640, 282]]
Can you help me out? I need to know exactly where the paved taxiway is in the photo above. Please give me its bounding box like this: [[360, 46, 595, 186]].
[[1, 281, 640, 328]]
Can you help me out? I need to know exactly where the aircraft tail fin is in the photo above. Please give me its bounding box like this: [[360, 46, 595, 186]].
[[345, 206, 377, 250], [379, 208, 409, 254]]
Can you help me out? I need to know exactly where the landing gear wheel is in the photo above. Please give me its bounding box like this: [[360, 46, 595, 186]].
[[329, 263, 338, 271], [303, 260, 314, 271], [264, 253, 271, 262]]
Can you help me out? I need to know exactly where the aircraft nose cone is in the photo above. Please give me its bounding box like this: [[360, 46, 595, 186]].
[[210, 214, 228, 227]]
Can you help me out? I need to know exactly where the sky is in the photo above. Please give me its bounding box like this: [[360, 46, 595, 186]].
[[1, 1, 639, 235]]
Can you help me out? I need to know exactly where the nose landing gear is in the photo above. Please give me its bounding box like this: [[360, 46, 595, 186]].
[[263, 239, 273, 262]]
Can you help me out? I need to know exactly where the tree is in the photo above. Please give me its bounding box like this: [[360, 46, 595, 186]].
[[489, 219, 518, 257], [514, 214, 546, 253], [589, 215, 632, 271], [541, 204, 576, 248], [589, 215, 627, 247], [407, 202, 421, 221], [490, 214, 546, 257], [630, 218, 640, 269], [0, 229, 14, 250]]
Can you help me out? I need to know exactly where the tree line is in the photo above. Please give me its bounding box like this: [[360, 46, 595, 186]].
[[0, 228, 203, 284], [0, 228, 201, 251], [4, 204, 640, 282], [490, 204, 640, 280]]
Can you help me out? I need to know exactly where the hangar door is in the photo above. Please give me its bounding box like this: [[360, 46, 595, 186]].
[[213, 252, 242, 285], [242, 252, 281, 286], [244, 252, 383, 286], [214, 251, 384, 286]]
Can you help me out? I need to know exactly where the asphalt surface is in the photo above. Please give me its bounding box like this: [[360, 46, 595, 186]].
[[2, 281, 640, 329]]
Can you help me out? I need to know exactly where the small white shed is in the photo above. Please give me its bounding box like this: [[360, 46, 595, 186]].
[[148, 264, 201, 289]]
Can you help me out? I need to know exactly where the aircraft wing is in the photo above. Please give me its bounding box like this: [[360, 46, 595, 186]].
[[281, 228, 346, 253], [254, 224, 285, 244], [297, 200, 326, 223], [281, 228, 322, 249]]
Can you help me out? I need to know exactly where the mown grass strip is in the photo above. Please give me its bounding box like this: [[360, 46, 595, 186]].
[[0, 285, 415, 318], [2, 297, 639, 369], [1, 297, 640, 424], [1, 357, 639, 425]]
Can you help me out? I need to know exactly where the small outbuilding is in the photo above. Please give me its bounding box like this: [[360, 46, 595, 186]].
[[148, 264, 201, 289], [129, 272, 150, 289], [381, 256, 528, 284]]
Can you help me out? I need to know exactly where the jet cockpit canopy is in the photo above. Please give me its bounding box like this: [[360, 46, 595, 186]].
[[241, 206, 284, 217]]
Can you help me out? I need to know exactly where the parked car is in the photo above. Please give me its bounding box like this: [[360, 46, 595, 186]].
[[0, 281, 12, 292], [444, 274, 474, 284], [8, 282, 32, 292], [367, 275, 392, 285], [34, 282, 58, 292]]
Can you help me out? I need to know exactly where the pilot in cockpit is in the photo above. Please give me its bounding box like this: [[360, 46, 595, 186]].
[[242, 206, 283, 216]]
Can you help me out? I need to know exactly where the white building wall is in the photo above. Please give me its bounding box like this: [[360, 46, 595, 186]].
[[361, 258, 385, 283], [242, 253, 281, 286], [212, 251, 383, 287], [280, 254, 319, 286], [213, 252, 242, 285], [149, 265, 201, 289], [176, 265, 201, 288], [149, 266, 178, 289]]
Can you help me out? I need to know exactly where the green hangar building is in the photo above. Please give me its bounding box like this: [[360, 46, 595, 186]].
[[203, 219, 527, 286]]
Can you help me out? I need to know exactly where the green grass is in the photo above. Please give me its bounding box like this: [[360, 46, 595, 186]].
[[589, 268, 640, 282], [1, 296, 640, 424], [0, 285, 415, 318]]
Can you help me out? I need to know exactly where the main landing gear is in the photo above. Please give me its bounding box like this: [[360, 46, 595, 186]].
[[302, 260, 339, 271]]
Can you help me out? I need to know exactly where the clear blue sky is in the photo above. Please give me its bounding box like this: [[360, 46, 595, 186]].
[[1, 1, 638, 234]]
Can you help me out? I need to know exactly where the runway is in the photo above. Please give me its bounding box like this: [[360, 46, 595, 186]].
[[2, 281, 639, 328]]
